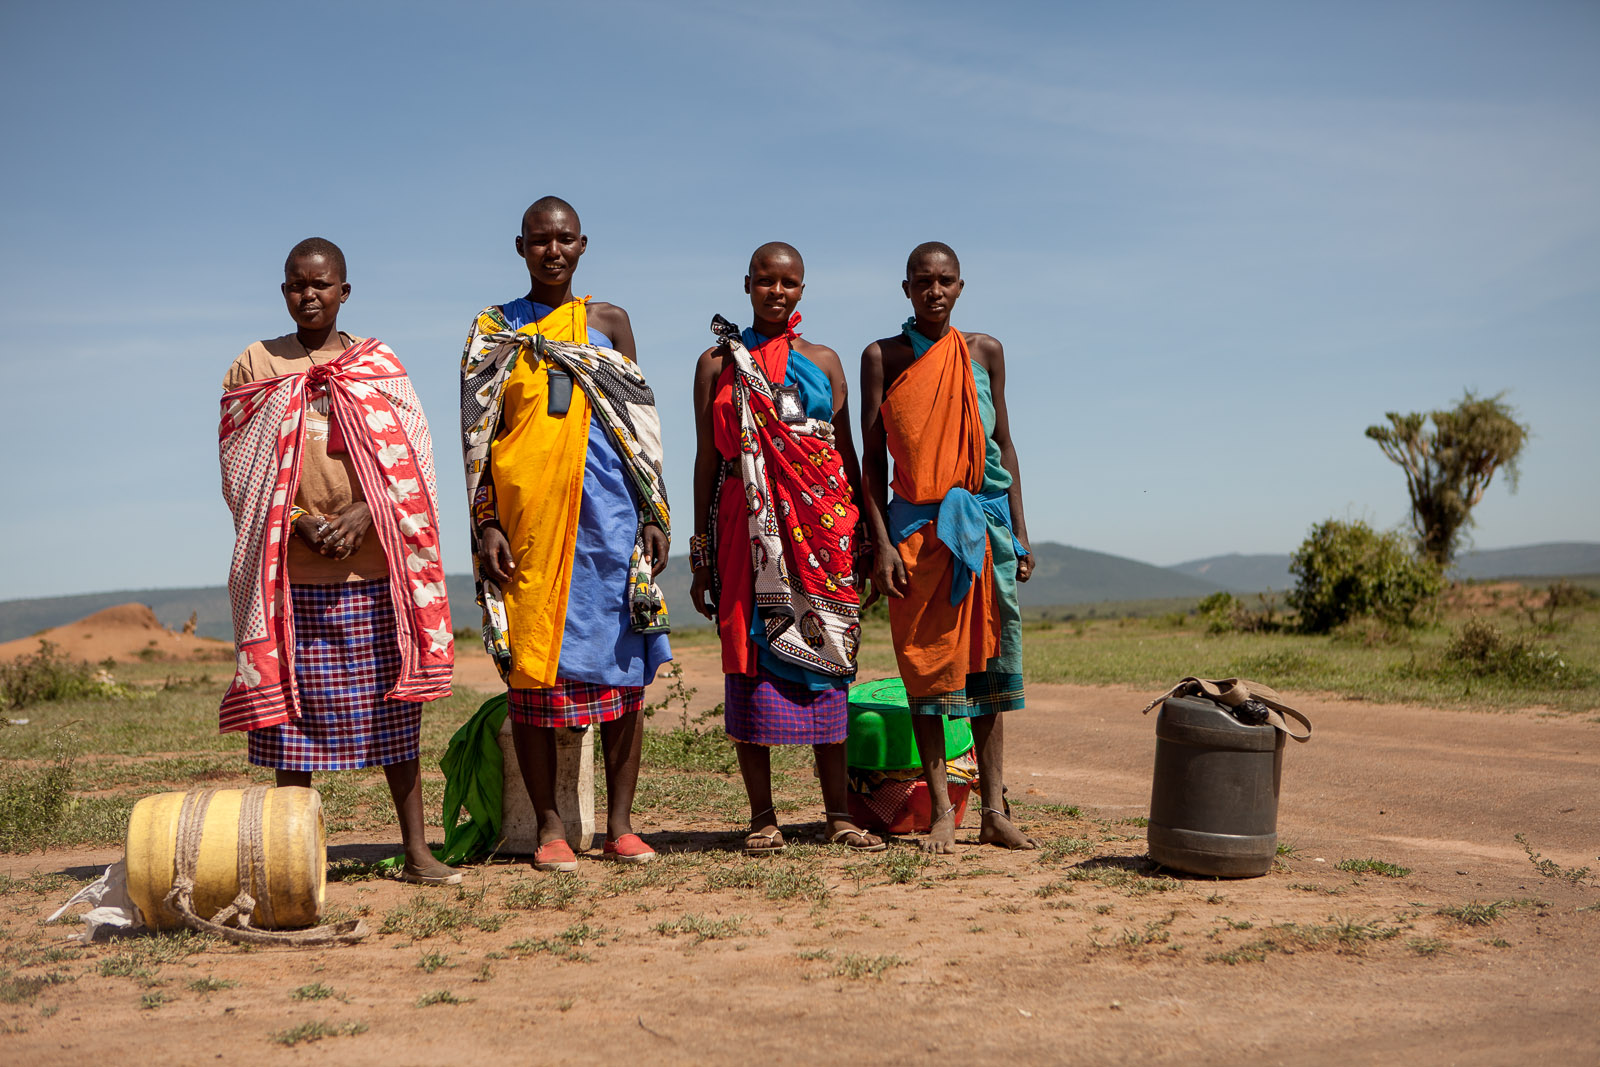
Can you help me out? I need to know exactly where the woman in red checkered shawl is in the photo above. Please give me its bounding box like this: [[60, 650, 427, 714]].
[[220, 239, 459, 886]]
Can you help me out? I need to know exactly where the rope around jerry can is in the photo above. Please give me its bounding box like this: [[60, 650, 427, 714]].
[[160, 787, 368, 946]]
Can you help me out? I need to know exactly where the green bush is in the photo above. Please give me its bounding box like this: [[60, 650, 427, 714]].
[[1197, 592, 1242, 634], [0, 641, 99, 710], [0, 739, 75, 853], [1288, 520, 1443, 634], [1444, 618, 1590, 687], [1198, 591, 1285, 635]]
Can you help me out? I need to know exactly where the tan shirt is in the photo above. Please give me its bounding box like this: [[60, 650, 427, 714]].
[[223, 333, 389, 585]]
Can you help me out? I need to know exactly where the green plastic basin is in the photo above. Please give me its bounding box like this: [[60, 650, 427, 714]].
[[846, 678, 973, 771]]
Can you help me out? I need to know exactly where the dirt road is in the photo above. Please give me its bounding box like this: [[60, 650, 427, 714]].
[[4, 646, 1597, 1065]]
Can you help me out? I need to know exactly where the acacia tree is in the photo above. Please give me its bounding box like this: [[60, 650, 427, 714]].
[[1365, 391, 1529, 566]]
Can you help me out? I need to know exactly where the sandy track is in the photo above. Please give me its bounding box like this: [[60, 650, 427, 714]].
[[4, 648, 1597, 1065]]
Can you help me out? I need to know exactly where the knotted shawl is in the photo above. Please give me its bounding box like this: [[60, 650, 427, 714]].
[[218, 338, 453, 733], [461, 306, 670, 684], [880, 324, 1001, 698], [709, 314, 860, 677]]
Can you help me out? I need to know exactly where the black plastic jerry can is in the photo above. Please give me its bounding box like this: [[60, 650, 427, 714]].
[[1147, 695, 1284, 878]]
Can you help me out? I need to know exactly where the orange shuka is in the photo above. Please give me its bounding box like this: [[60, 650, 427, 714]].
[[880, 328, 1001, 698]]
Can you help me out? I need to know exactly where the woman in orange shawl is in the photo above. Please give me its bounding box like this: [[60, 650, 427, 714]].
[[859, 242, 1037, 855]]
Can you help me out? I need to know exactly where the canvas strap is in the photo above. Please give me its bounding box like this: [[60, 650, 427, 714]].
[[1140, 677, 1313, 742]]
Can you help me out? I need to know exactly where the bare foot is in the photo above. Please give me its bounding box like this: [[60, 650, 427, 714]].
[[978, 808, 1038, 850], [921, 808, 957, 854]]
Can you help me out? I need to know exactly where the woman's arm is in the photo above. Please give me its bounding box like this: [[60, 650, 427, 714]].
[[858, 342, 905, 598], [979, 336, 1033, 583], [688, 345, 727, 619]]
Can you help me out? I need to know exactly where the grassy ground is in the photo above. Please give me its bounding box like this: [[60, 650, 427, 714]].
[[1006, 586, 1600, 713], [2, 579, 1595, 858], [842, 578, 1600, 715]]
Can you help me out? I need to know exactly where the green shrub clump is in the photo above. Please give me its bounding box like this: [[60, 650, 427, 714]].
[[0, 641, 101, 710], [0, 740, 75, 853], [1197, 591, 1283, 635], [1445, 618, 1589, 687], [1288, 520, 1443, 634]]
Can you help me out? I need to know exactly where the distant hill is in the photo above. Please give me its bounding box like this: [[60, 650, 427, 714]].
[[0, 586, 236, 644], [1168, 554, 1293, 594], [6, 541, 1593, 644], [1019, 543, 1221, 605], [0, 541, 1222, 642], [1453, 542, 1600, 580], [1169, 542, 1600, 594]]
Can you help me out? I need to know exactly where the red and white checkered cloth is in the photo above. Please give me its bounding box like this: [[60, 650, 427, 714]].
[[218, 338, 452, 733]]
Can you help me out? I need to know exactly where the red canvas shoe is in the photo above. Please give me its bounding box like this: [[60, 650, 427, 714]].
[[602, 833, 656, 864], [532, 840, 578, 872]]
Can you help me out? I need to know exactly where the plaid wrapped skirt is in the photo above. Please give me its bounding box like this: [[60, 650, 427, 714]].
[[507, 679, 642, 728], [910, 670, 1026, 718], [724, 670, 848, 746], [247, 579, 422, 771]]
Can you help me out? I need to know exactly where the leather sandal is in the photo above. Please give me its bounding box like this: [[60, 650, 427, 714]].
[[828, 828, 887, 853], [743, 828, 786, 855]]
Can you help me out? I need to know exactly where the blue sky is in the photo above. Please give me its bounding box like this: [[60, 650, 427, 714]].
[[0, 1, 1595, 600]]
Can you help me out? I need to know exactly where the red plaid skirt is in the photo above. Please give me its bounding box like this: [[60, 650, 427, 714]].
[[507, 678, 643, 728]]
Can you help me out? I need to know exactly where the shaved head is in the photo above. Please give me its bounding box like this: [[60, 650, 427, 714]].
[[748, 241, 803, 276], [522, 195, 580, 234], [285, 237, 346, 281], [906, 240, 960, 278]]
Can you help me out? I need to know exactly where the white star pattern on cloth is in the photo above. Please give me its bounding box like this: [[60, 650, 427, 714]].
[[411, 580, 448, 608], [426, 623, 454, 653], [398, 512, 430, 536], [386, 476, 420, 504], [363, 406, 397, 433]]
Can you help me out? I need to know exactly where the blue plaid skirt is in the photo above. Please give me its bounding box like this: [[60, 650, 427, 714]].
[[247, 579, 423, 771], [724, 670, 847, 746]]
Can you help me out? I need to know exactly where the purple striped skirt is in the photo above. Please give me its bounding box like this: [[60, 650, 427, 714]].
[[723, 670, 848, 746], [247, 579, 422, 772]]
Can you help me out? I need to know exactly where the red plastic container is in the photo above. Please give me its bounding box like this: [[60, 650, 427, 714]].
[[848, 780, 973, 834]]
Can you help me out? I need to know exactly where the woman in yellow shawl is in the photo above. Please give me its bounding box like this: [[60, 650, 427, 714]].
[[463, 197, 671, 871]]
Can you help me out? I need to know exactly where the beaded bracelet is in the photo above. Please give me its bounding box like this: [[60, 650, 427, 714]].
[[688, 532, 712, 572]]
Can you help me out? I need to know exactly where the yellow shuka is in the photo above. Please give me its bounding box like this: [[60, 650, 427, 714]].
[[490, 298, 595, 689]]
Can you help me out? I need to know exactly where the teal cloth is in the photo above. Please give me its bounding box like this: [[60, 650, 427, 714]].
[[432, 694, 511, 865], [743, 327, 849, 692], [888, 488, 1022, 606]]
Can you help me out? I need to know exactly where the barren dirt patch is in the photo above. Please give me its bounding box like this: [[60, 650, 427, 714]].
[[3, 647, 1597, 1065]]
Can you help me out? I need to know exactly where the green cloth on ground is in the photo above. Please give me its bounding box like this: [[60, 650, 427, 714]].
[[432, 694, 511, 865]]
